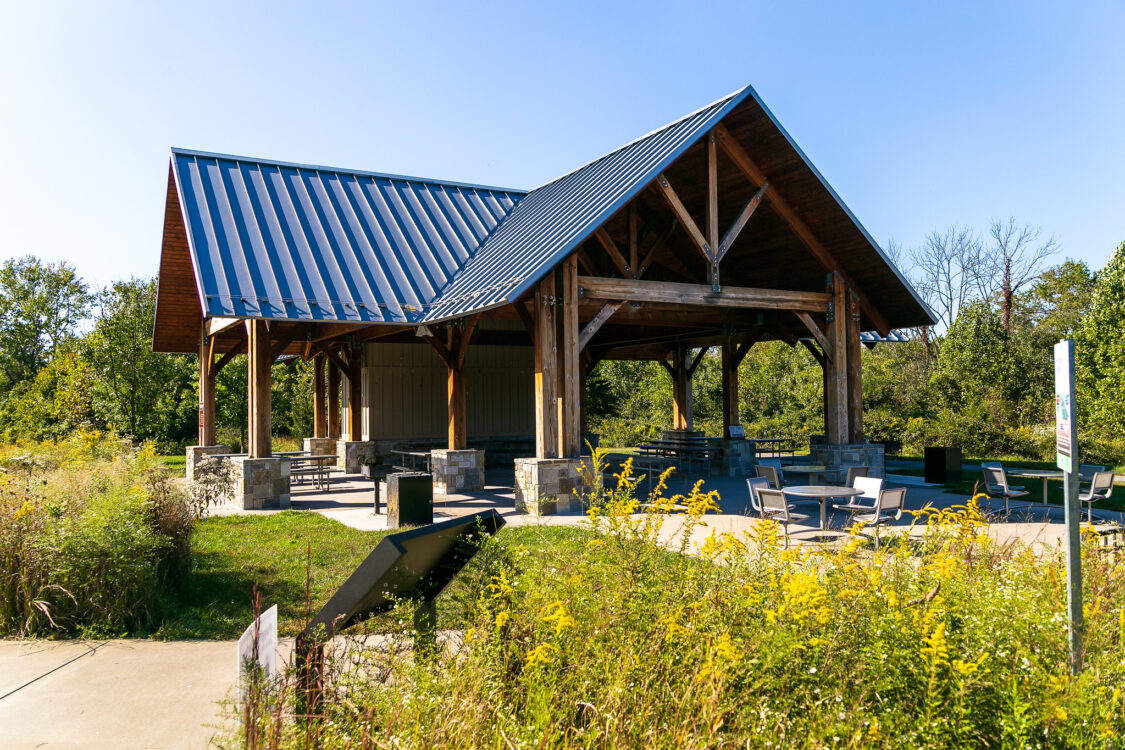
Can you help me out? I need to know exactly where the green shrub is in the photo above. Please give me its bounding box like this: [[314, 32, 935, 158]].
[[0, 434, 196, 635]]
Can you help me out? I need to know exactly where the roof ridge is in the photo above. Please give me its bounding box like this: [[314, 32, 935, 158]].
[[524, 85, 751, 194], [169, 147, 528, 196]]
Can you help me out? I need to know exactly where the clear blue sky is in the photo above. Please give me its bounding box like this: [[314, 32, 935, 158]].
[[2, 1, 1122, 288]]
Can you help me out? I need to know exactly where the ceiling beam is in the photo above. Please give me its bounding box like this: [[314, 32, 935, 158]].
[[717, 181, 769, 261], [578, 276, 830, 312], [794, 312, 834, 362], [594, 228, 631, 278], [654, 173, 711, 265], [578, 301, 624, 351]]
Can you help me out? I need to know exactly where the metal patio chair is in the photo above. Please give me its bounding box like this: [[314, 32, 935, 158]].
[[841, 487, 906, 548], [755, 463, 782, 490], [843, 465, 869, 486], [747, 476, 795, 517], [756, 487, 810, 539], [981, 462, 1029, 517], [832, 475, 884, 515], [1079, 471, 1116, 524]]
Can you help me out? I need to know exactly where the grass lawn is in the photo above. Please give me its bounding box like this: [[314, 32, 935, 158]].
[[152, 511, 589, 639], [158, 454, 186, 472]]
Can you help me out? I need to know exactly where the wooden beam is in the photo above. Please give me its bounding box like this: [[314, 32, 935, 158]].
[[327, 360, 341, 439], [713, 123, 891, 336], [671, 343, 692, 431], [455, 316, 478, 370], [825, 272, 849, 444], [846, 289, 864, 443], [313, 354, 326, 438], [721, 334, 739, 438], [794, 312, 834, 362], [654, 173, 711, 264], [269, 330, 301, 362], [309, 342, 349, 375], [422, 333, 453, 369], [708, 132, 719, 256], [210, 339, 245, 378], [578, 300, 624, 351], [628, 205, 639, 278], [578, 276, 830, 312], [658, 356, 676, 377], [734, 331, 760, 365], [594, 228, 631, 278], [717, 181, 769, 261], [800, 338, 825, 365], [445, 315, 479, 450], [576, 246, 597, 275], [687, 346, 709, 376], [346, 349, 363, 441], [198, 334, 216, 445], [533, 275, 558, 458], [559, 256, 580, 457], [247, 319, 272, 458]]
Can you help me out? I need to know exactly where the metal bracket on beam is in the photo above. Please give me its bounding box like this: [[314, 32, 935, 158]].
[[826, 301, 835, 323], [710, 262, 721, 293]]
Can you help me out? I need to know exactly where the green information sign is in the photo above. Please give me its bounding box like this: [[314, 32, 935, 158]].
[[1054, 340, 1075, 472]]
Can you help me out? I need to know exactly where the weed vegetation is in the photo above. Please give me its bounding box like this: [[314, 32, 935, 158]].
[[230, 451, 1125, 749], [0, 433, 196, 636]]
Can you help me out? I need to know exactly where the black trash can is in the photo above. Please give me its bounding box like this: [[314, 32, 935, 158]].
[[386, 472, 433, 528], [924, 446, 962, 484]]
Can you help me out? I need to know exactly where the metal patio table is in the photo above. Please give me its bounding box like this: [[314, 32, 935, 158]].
[[781, 465, 843, 485], [783, 485, 863, 530], [1008, 468, 1064, 505]]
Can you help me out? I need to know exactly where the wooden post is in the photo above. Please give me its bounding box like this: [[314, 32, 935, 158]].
[[198, 333, 216, 446], [672, 343, 693, 431], [721, 335, 739, 438], [533, 275, 558, 458], [347, 349, 363, 441], [557, 256, 581, 457], [247, 320, 272, 458], [327, 360, 341, 439], [845, 289, 864, 443], [313, 354, 326, 439], [824, 272, 850, 444], [448, 328, 467, 450]]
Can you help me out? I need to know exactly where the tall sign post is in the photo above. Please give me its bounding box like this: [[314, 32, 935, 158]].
[[1054, 338, 1082, 674]]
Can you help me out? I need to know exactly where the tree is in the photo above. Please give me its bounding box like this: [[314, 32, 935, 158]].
[[908, 225, 982, 332], [1076, 241, 1125, 437], [83, 277, 195, 444], [978, 218, 1058, 335], [1018, 259, 1095, 340], [0, 256, 91, 392]]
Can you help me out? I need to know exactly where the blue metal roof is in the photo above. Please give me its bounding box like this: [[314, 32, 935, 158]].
[[170, 149, 524, 323], [422, 86, 752, 321]]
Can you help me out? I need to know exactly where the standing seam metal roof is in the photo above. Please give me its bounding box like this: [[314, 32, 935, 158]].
[[421, 86, 751, 321], [171, 149, 524, 324]]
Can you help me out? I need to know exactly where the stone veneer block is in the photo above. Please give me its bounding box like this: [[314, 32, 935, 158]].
[[303, 437, 337, 456], [809, 442, 886, 478], [185, 444, 231, 481], [712, 438, 753, 477], [514, 457, 587, 516], [430, 449, 485, 494], [337, 440, 376, 474], [230, 457, 291, 510]]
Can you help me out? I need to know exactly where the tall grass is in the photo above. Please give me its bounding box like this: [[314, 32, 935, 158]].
[[226, 451, 1125, 748], [0, 432, 197, 636]]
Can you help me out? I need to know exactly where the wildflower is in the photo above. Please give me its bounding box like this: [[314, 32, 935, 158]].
[[540, 601, 577, 635], [494, 610, 509, 628], [13, 500, 34, 521], [524, 643, 557, 668]]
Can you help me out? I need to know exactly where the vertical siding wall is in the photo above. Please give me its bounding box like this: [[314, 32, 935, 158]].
[[363, 342, 533, 440]]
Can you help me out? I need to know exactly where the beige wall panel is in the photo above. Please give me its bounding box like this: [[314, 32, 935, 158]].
[[364, 342, 533, 440]]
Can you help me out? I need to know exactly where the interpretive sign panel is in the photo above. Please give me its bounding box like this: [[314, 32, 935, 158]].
[[237, 604, 278, 700], [302, 509, 505, 638], [1055, 340, 1075, 472]]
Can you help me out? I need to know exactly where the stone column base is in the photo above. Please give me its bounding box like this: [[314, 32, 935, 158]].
[[231, 457, 291, 510], [186, 444, 231, 481], [431, 449, 485, 494], [337, 440, 376, 474], [712, 438, 753, 477], [810, 442, 886, 478], [514, 457, 586, 516], [303, 437, 337, 456]]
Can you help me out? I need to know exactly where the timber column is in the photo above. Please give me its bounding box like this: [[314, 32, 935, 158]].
[[515, 260, 586, 515], [186, 330, 229, 480], [431, 318, 484, 494], [303, 354, 335, 456], [232, 319, 290, 509], [337, 346, 375, 474], [671, 343, 694, 432]]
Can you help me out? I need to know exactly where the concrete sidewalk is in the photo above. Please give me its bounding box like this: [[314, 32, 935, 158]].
[[0, 639, 236, 749]]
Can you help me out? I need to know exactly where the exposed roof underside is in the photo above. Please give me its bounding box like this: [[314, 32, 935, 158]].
[[155, 83, 934, 353]]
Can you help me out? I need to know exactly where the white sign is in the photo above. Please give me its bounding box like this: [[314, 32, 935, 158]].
[[237, 604, 278, 700], [1054, 340, 1075, 473]]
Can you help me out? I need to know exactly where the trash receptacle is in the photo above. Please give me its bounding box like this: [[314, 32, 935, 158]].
[[924, 446, 962, 484], [386, 472, 433, 528]]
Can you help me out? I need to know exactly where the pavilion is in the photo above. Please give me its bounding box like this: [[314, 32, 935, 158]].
[[153, 84, 934, 513]]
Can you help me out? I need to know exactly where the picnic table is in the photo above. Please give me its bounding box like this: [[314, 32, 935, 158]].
[[390, 449, 433, 473], [751, 438, 795, 458], [1008, 468, 1063, 505], [290, 453, 336, 491], [638, 437, 712, 476]]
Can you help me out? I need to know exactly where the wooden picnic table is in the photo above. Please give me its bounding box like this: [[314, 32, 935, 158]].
[[751, 438, 795, 458], [290, 454, 336, 491], [390, 449, 433, 473]]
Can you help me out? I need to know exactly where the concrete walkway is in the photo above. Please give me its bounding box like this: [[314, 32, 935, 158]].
[[0, 639, 236, 749]]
